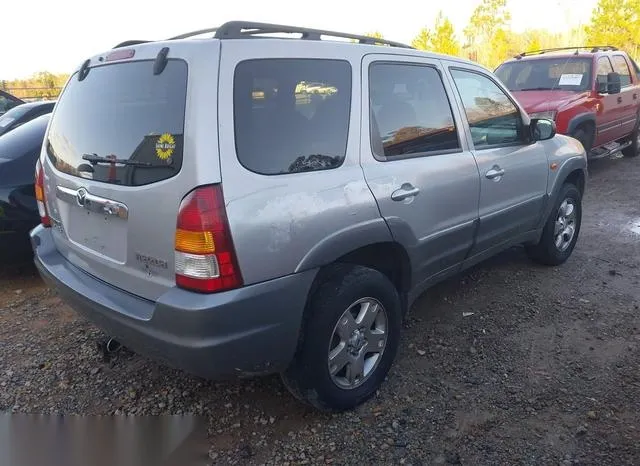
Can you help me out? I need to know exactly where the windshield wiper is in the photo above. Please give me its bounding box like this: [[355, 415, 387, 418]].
[[518, 87, 554, 91], [82, 153, 170, 168]]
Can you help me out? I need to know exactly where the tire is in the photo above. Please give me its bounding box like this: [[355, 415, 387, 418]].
[[622, 114, 640, 157], [281, 264, 402, 412], [571, 125, 594, 156], [526, 183, 582, 266]]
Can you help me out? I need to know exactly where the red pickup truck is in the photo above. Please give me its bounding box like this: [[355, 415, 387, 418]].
[[495, 46, 640, 158]]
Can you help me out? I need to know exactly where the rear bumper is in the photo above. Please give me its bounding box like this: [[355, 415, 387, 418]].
[[30, 225, 317, 379]]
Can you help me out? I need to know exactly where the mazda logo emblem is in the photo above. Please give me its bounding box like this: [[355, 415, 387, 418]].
[[77, 188, 88, 207]]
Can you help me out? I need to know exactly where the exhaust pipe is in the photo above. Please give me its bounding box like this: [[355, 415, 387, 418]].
[[106, 338, 122, 353]]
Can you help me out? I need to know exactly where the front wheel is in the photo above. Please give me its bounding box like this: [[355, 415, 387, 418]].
[[281, 264, 402, 412], [526, 183, 582, 266], [571, 125, 594, 156]]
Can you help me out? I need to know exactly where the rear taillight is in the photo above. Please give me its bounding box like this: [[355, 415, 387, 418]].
[[34, 159, 51, 228], [174, 185, 243, 293]]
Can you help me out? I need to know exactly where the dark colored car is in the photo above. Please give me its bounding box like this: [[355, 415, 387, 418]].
[[0, 90, 24, 115], [0, 114, 50, 260], [0, 100, 56, 138]]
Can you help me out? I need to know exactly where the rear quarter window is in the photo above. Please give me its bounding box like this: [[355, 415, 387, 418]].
[[45, 59, 187, 186], [612, 55, 633, 87], [233, 58, 352, 175]]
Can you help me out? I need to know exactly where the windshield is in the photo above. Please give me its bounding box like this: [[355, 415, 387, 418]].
[[0, 114, 50, 162], [45, 59, 187, 186], [495, 57, 593, 92], [0, 92, 22, 114], [0, 104, 29, 129]]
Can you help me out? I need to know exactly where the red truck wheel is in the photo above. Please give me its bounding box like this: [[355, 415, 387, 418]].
[[571, 126, 594, 156]]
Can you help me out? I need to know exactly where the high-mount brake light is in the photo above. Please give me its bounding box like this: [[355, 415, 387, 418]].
[[174, 185, 243, 293], [105, 49, 135, 62]]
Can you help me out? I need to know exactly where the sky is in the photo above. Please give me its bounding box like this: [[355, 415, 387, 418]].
[[2, 0, 596, 80]]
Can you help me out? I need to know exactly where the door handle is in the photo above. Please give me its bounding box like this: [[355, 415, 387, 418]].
[[634, 93, 638, 100], [617, 96, 623, 104], [485, 166, 505, 180], [391, 183, 420, 201]]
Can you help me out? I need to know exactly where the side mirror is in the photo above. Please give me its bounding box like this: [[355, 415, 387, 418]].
[[607, 72, 621, 94], [531, 118, 556, 141]]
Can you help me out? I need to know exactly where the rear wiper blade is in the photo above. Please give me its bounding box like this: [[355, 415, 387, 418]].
[[82, 153, 166, 168]]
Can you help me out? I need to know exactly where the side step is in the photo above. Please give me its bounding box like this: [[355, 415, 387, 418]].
[[588, 140, 632, 159]]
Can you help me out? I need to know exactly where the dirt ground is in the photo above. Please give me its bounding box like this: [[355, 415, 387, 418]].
[[1, 154, 640, 465]]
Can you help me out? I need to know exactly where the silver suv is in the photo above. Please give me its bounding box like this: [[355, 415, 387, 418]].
[[31, 22, 587, 412]]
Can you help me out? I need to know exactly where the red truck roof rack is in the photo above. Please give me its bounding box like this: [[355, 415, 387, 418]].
[[514, 45, 618, 59]]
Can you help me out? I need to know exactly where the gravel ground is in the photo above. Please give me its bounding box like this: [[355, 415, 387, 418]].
[[2, 154, 640, 465]]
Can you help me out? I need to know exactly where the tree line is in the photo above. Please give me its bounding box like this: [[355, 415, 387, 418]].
[[2, 0, 638, 100], [367, 0, 639, 69], [1, 72, 68, 100]]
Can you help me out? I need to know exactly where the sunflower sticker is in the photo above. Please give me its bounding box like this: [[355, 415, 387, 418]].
[[155, 133, 176, 160]]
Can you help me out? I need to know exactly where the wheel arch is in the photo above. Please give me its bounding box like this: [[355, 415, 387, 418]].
[[305, 241, 413, 316], [539, 158, 587, 231], [567, 112, 596, 136]]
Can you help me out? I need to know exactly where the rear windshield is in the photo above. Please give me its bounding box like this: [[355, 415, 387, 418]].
[[46, 59, 187, 186], [234, 58, 352, 175], [495, 57, 593, 92]]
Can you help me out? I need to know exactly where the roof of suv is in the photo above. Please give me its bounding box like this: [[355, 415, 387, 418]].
[[82, 20, 478, 71]]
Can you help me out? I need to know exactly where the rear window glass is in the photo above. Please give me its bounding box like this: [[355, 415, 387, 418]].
[[234, 59, 352, 175], [612, 55, 632, 87], [369, 62, 460, 158], [46, 59, 187, 186]]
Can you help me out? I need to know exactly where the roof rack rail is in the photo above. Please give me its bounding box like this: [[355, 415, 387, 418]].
[[168, 21, 413, 48], [514, 45, 618, 59]]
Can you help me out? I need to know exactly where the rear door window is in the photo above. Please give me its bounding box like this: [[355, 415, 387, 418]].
[[368, 62, 460, 158], [612, 55, 632, 87], [45, 59, 187, 186], [596, 57, 615, 90], [234, 59, 352, 175]]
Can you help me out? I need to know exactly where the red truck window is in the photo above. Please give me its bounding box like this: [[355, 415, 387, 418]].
[[596, 57, 614, 89], [612, 55, 632, 87]]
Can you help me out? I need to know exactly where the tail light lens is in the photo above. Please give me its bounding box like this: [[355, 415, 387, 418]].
[[174, 185, 243, 293], [34, 159, 51, 227]]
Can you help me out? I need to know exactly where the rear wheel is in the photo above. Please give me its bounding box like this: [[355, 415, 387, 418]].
[[281, 264, 402, 412], [622, 114, 640, 157], [526, 183, 582, 266], [571, 124, 594, 155]]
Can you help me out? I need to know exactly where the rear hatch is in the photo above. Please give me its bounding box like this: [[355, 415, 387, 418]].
[[41, 40, 221, 301]]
